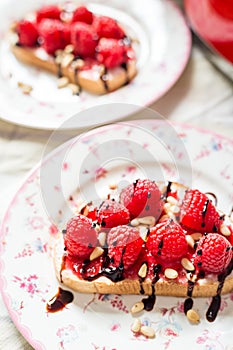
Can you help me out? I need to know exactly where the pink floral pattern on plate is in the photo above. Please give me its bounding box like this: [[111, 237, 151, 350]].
[[0, 120, 233, 349]]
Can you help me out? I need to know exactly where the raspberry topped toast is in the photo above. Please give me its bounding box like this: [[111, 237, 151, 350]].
[[10, 4, 137, 94], [54, 179, 233, 322]]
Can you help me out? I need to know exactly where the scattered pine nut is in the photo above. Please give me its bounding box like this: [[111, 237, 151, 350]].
[[164, 203, 171, 213], [64, 44, 74, 54], [71, 58, 84, 70], [17, 82, 33, 95], [190, 232, 203, 241], [140, 326, 156, 338], [131, 318, 141, 333], [170, 205, 180, 214], [220, 224, 231, 236], [167, 196, 178, 205], [98, 232, 106, 247], [90, 247, 104, 261], [181, 258, 195, 271], [57, 76, 69, 88], [138, 263, 148, 278], [186, 309, 200, 324], [186, 235, 195, 248], [61, 53, 75, 68], [109, 182, 117, 190], [164, 268, 178, 279], [131, 218, 140, 227], [131, 301, 144, 314], [68, 83, 80, 95], [138, 216, 156, 227]]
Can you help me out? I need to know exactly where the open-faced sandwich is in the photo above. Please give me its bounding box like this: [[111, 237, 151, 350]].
[[10, 4, 137, 94], [53, 179, 233, 323]]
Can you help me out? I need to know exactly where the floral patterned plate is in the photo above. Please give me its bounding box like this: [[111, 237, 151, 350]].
[[1, 119, 233, 349], [0, 0, 191, 129]]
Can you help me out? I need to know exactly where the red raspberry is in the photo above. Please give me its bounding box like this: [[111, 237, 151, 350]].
[[96, 38, 126, 68], [120, 179, 163, 220], [36, 5, 61, 23], [71, 6, 93, 24], [107, 225, 143, 269], [64, 214, 97, 258], [146, 219, 188, 262], [97, 199, 130, 228], [17, 20, 39, 47], [71, 22, 98, 58], [93, 16, 125, 39], [38, 19, 70, 55], [194, 233, 232, 274], [180, 189, 222, 233]]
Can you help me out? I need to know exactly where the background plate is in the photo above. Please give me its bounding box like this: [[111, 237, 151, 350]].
[[0, 0, 191, 129]]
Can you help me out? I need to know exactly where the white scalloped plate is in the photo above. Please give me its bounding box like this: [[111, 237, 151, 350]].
[[0, 0, 191, 129], [1, 120, 233, 349]]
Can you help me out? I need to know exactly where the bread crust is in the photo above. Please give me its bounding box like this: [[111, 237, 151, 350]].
[[11, 44, 137, 95], [53, 233, 233, 297]]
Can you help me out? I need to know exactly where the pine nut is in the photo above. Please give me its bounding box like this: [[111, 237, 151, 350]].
[[138, 216, 156, 227], [164, 268, 178, 279], [18, 82, 33, 95], [131, 301, 144, 314], [109, 182, 117, 190], [186, 309, 200, 324], [98, 232, 106, 247], [57, 76, 69, 88], [90, 247, 104, 261], [191, 232, 203, 241], [138, 263, 148, 278], [131, 218, 140, 227], [164, 203, 171, 213], [64, 44, 74, 53], [68, 83, 80, 95], [71, 58, 84, 70], [167, 196, 178, 205], [220, 224, 231, 236], [170, 205, 180, 214], [139, 226, 149, 241], [61, 53, 75, 68], [131, 318, 141, 333], [140, 326, 155, 338], [186, 235, 195, 248], [181, 258, 195, 271]]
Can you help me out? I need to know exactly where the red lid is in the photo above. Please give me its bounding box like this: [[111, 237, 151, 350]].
[[184, 0, 233, 64]]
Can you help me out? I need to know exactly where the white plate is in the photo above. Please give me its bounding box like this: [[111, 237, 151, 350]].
[[0, 0, 191, 129], [1, 120, 233, 349]]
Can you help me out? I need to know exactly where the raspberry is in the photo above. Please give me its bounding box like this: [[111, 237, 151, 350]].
[[38, 19, 70, 55], [180, 189, 222, 233], [120, 179, 163, 220], [64, 214, 97, 258], [96, 38, 126, 68], [71, 6, 93, 24], [36, 5, 61, 23], [71, 22, 98, 58], [146, 219, 188, 262], [97, 199, 130, 228], [17, 20, 39, 47], [194, 233, 232, 274], [93, 16, 125, 39], [107, 225, 143, 269]]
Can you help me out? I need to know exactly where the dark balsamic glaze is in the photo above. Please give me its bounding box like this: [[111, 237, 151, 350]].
[[60, 253, 67, 283], [57, 63, 63, 78], [121, 62, 130, 86], [164, 181, 172, 199], [138, 261, 148, 295], [81, 247, 125, 283], [141, 264, 161, 312], [205, 192, 218, 207], [206, 261, 233, 322], [184, 279, 195, 314], [100, 66, 109, 92], [46, 287, 74, 313], [201, 200, 210, 227]]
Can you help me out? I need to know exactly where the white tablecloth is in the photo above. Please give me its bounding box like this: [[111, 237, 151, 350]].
[[0, 2, 233, 349]]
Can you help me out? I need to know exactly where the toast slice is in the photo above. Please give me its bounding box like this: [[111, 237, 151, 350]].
[[52, 181, 233, 299], [10, 4, 137, 94]]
